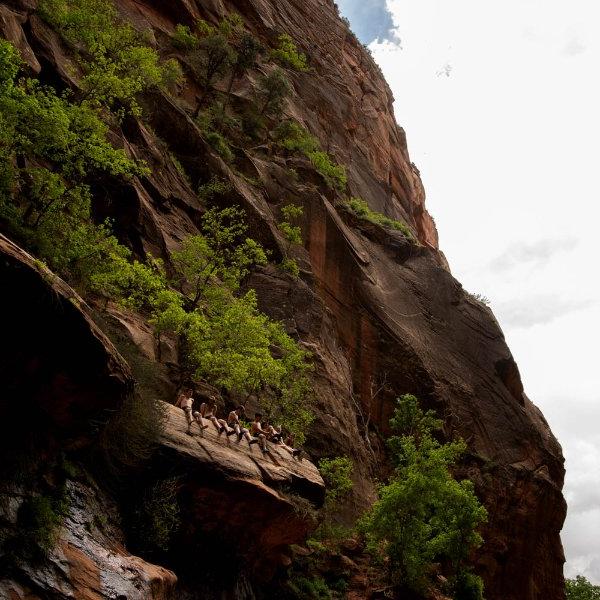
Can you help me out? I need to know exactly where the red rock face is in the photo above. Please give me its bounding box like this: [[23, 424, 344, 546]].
[[0, 0, 566, 598]]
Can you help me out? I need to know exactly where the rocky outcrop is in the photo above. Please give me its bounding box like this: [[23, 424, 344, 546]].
[[0, 234, 133, 446], [158, 404, 324, 580], [0, 1, 567, 599], [0, 479, 177, 600]]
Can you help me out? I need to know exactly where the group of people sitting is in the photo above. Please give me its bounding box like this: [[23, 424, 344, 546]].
[[175, 389, 302, 458]]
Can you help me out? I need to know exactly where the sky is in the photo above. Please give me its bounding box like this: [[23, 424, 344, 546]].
[[338, 0, 600, 584]]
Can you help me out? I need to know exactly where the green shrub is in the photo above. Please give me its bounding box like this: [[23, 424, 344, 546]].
[[19, 489, 69, 554], [39, 0, 177, 116], [359, 394, 487, 592], [309, 151, 346, 191], [452, 569, 485, 600], [274, 121, 346, 191], [318, 457, 353, 505], [287, 575, 332, 600], [172, 24, 200, 51], [566, 576, 600, 600], [133, 478, 180, 552], [280, 257, 300, 277], [258, 68, 290, 117], [271, 34, 309, 72], [204, 130, 234, 161], [346, 197, 413, 239], [198, 176, 232, 203]]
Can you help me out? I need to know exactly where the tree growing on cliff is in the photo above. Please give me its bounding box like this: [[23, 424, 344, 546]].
[[566, 576, 600, 600], [38, 0, 181, 116], [359, 394, 487, 598], [277, 203, 303, 277], [258, 68, 290, 116]]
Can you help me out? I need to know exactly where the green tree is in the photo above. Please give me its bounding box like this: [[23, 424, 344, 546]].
[[566, 576, 600, 600], [39, 0, 178, 116], [0, 39, 144, 281], [225, 32, 263, 99], [258, 68, 290, 116], [274, 120, 346, 191], [359, 394, 487, 595], [171, 205, 268, 308], [271, 33, 309, 72], [278, 203, 303, 276]]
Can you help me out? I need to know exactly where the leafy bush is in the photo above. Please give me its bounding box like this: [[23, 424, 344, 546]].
[[318, 457, 353, 506], [133, 478, 180, 552], [0, 39, 145, 285], [274, 121, 346, 191], [287, 575, 332, 600], [198, 176, 232, 203], [258, 68, 290, 117], [18, 493, 68, 553], [346, 197, 413, 239], [172, 24, 200, 51], [39, 0, 177, 116], [271, 34, 309, 72], [278, 203, 303, 276], [566, 576, 600, 600], [453, 569, 485, 600], [359, 394, 487, 592]]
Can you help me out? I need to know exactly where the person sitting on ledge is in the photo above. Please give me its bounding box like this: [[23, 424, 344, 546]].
[[227, 406, 257, 444], [176, 388, 207, 435], [274, 426, 302, 457], [250, 413, 269, 454], [264, 422, 283, 443], [200, 397, 226, 434]]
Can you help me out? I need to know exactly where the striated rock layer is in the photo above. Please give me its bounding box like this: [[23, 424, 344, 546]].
[[0, 0, 567, 599]]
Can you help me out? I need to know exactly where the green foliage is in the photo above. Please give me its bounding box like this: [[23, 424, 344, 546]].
[[287, 576, 332, 600], [309, 151, 347, 191], [468, 292, 491, 306], [359, 394, 487, 593], [18, 488, 70, 554], [452, 569, 485, 600], [171, 206, 268, 304], [566, 576, 600, 600], [280, 257, 300, 277], [172, 24, 200, 51], [271, 33, 309, 72], [274, 121, 346, 191], [0, 40, 144, 285], [346, 197, 413, 239], [275, 120, 320, 154], [133, 478, 180, 552], [39, 0, 177, 116], [277, 203, 303, 276], [318, 457, 353, 505], [198, 175, 232, 203], [196, 103, 236, 161], [258, 68, 290, 116]]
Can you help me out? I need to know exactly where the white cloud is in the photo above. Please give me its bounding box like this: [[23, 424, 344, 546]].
[[495, 295, 594, 328], [489, 238, 578, 273]]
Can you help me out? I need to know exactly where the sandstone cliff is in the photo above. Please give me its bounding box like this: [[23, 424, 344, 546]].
[[0, 0, 566, 599]]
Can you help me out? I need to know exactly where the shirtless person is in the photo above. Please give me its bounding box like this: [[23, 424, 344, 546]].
[[250, 413, 268, 454], [274, 426, 301, 457], [175, 388, 206, 435], [200, 397, 226, 434], [227, 406, 257, 444]]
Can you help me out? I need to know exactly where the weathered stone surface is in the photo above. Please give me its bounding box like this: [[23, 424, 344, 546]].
[[0, 480, 177, 600], [158, 403, 324, 579]]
